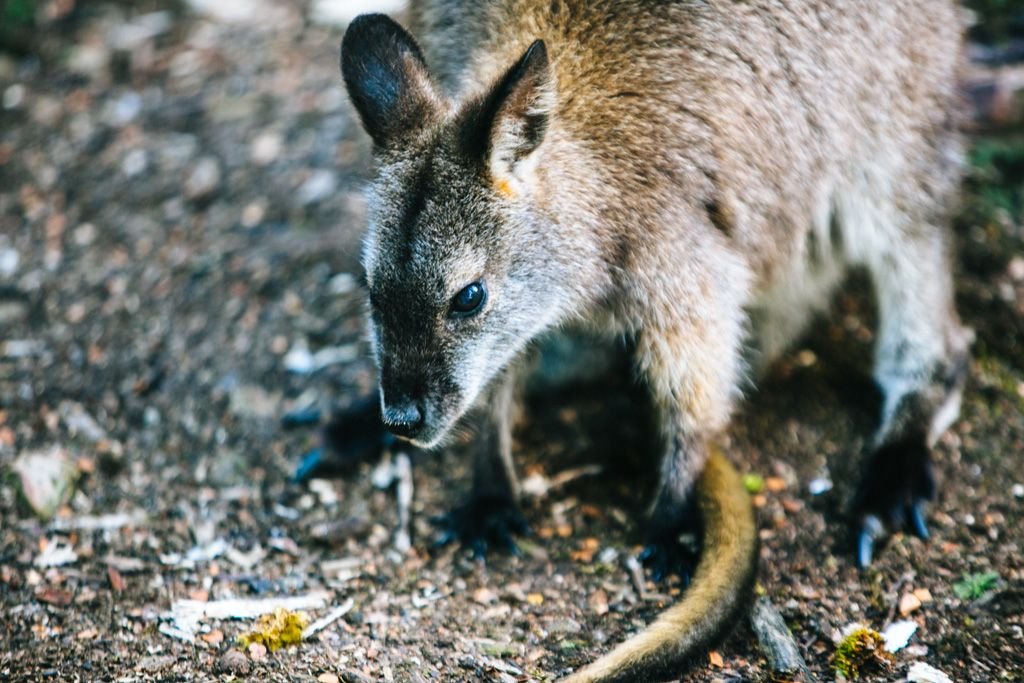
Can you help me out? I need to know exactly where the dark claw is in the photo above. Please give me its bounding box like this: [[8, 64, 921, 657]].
[[640, 537, 697, 584], [432, 496, 530, 559], [852, 433, 936, 566], [857, 514, 885, 569], [908, 500, 930, 540]]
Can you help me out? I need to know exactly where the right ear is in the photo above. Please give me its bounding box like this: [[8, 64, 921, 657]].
[[340, 14, 439, 147]]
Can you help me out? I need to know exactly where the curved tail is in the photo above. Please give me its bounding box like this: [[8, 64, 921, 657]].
[[561, 447, 759, 683]]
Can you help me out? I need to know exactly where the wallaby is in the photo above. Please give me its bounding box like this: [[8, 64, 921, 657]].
[[337, 2, 970, 680]]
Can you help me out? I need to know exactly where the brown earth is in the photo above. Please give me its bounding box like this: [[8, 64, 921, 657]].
[[0, 2, 1022, 681]]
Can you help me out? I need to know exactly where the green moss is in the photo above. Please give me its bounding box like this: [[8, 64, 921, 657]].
[[832, 628, 893, 680], [953, 571, 1001, 600], [237, 609, 308, 651]]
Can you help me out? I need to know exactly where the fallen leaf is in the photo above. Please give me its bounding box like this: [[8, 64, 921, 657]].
[[35, 586, 73, 606], [107, 566, 126, 593], [708, 651, 724, 668]]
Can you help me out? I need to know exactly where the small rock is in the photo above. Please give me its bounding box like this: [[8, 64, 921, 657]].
[[0, 247, 18, 276], [251, 131, 282, 165], [297, 169, 337, 205], [2, 83, 24, 110], [185, 157, 222, 200], [247, 642, 267, 662], [216, 649, 250, 675], [899, 591, 922, 616], [808, 477, 833, 495], [122, 149, 148, 177], [318, 674, 340, 683], [327, 272, 358, 295], [241, 200, 266, 228], [912, 588, 933, 604], [1008, 256, 1024, 282], [472, 587, 498, 605], [546, 617, 582, 636], [137, 655, 175, 673], [13, 447, 78, 519], [1012, 483, 1024, 499]]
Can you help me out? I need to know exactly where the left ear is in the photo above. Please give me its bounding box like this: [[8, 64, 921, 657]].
[[465, 40, 554, 194]]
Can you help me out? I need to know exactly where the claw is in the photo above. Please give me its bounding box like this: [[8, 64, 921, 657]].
[[432, 496, 530, 560], [639, 539, 695, 584], [908, 500, 930, 540], [857, 514, 885, 569]]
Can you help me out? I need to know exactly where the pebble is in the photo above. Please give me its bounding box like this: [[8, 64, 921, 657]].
[[1012, 483, 1024, 499], [216, 649, 250, 675], [251, 131, 282, 165], [0, 247, 20, 277], [122, 149, 148, 177], [185, 156, 222, 200], [899, 591, 922, 616], [3, 83, 25, 109], [297, 169, 337, 205]]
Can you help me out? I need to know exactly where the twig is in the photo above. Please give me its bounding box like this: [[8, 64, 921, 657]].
[[750, 595, 818, 682], [393, 451, 413, 553], [302, 598, 355, 639]]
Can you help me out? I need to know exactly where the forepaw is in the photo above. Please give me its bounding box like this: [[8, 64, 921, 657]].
[[433, 496, 531, 559], [639, 535, 698, 584], [293, 396, 391, 483], [852, 434, 936, 568]]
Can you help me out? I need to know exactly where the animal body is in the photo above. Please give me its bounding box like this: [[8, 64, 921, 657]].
[[338, 1, 969, 679]]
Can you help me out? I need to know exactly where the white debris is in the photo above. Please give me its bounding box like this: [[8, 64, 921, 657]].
[[521, 465, 603, 499], [162, 592, 331, 641], [3, 339, 45, 358], [310, 0, 407, 25], [34, 540, 78, 568], [250, 131, 282, 166], [907, 662, 954, 683], [225, 544, 266, 571], [393, 452, 413, 553], [0, 246, 19, 276], [285, 342, 357, 374], [183, 538, 229, 565], [284, 341, 315, 374], [808, 477, 833, 496], [60, 401, 107, 442], [308, 479, 339, 507], [1012, 483, 1024, 499], [301, 599, 354, 639], [51, 510, 147, 532], [327, 272, 358, 296], [881, 620, 918, 652], [108, 12, 172, 51]]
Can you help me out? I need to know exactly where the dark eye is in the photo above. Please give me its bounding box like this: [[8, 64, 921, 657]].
[[450, 281, 487, 317]]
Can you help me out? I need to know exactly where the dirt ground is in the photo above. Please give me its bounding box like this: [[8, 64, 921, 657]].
[[1, 2, 1022, 682]]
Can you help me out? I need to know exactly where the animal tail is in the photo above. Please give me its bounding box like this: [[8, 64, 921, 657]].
[[561, 446, 758, 683]]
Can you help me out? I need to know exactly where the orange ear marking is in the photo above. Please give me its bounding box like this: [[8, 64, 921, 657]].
[[494, 177, 516, 198]]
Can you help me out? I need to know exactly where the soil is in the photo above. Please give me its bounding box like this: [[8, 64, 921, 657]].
[[0, 2, 1022, 682]]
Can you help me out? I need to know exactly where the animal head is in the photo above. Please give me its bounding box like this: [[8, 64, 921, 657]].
[[341, 13, 568, 447]]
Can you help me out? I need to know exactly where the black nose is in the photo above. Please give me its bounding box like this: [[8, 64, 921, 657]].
[[382, 401, 423, 438]]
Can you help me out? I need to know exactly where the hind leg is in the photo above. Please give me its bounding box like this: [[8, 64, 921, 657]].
[[855, 223, 971, 566]]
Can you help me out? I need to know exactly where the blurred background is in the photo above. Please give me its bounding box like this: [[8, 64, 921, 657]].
[[0, 1, 1021, 681]]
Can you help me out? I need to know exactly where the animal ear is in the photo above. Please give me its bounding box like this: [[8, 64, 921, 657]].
[[467, 40, 554, 194], [341, 14, 439, 147]]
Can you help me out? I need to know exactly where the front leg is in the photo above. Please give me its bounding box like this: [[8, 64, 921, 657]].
[[632, 242, 751, 581], [435, 365, 529, 558]]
